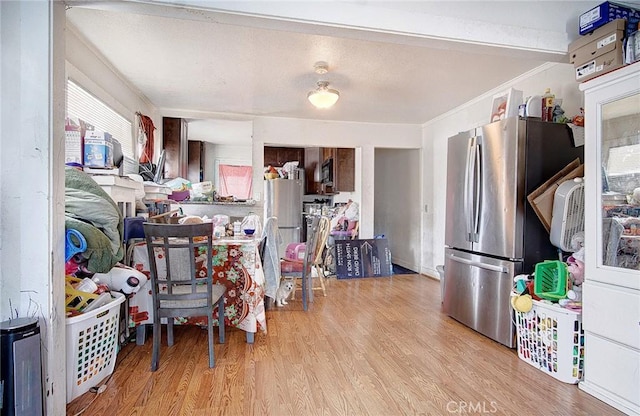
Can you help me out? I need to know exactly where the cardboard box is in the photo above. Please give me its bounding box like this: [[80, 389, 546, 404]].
[[528, 159, 584, 233], [65, 128, 83, 165], [84, 130, 113, 168], [579, 1, 640, 36], [574, 47, 625, 82], [569, 19, 626, 64]]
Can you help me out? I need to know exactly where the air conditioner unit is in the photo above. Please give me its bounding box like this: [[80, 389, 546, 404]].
[[550, 178, 585, 252]]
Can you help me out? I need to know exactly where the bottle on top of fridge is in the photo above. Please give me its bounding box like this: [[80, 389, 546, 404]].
[[541, 88, 555, 122]]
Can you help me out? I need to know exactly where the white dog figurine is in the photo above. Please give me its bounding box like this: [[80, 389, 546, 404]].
[[275, 279, 295, 307]]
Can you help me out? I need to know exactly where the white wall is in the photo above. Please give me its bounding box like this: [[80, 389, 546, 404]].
[[0, 2, 67, 414], [204, 143, 252, 186], [252, 117, 422, 238], [375, 148, 422, 271], [421, 62, 584, 277], [66, 26, 160, 158]]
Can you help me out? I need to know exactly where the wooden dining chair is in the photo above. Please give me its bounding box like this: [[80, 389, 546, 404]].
[[312, 215, 331, 295], [142, 222, 226, 371], [281, 216, 324, 310]]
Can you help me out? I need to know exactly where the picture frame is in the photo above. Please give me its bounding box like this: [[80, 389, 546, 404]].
[[490, 88, 523, 123]]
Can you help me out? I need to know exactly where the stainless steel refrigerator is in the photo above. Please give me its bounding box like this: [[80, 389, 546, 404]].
[[264, 177, 303, 255], [443, 117, 583, 347]]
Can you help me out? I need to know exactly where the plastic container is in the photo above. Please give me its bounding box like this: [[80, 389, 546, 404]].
[[534, 260, 569, 300], [241, 213, 260, 236], [514, 299, 584, 383], [436, 265, 445, 304], [65, 276, 99, 313], [541, 88, 555, 122], [65, 292, 125, 403], [75, 277, 98, 294]]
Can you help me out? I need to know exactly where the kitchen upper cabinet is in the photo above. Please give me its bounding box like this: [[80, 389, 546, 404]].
[[579, 62, 640, 416], [335, 148, 355, 192], [163, 117, 188, 179], [321, 147, 355, 192], [187, 140, 203, 183], [264, 146, 304, 168], [304, 147, 322, 194]]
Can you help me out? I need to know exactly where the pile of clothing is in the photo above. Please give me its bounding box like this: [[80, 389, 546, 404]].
[[65, 167, 123, 274]]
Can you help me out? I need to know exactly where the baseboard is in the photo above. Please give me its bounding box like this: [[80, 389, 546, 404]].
[[579, 380, 639, 415], [421, 266, 439, 280], [391, 257, 419, 274]]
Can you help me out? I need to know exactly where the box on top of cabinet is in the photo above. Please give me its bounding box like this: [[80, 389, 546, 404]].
[[575, 47, 625, 82], [579, 1, 640, 36], [84, 130, 113, 168], [570, 19, 626, 65]]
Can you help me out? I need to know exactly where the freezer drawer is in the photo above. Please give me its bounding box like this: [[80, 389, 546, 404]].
[[443, 248, 519, 348]]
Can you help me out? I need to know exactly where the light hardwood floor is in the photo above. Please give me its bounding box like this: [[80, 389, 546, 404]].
[[67, 274, 621, 416]]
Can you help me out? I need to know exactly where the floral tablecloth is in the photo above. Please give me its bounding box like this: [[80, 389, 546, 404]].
[[129, 237, 267, 341]]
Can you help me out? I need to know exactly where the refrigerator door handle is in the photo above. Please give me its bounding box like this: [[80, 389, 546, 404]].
[[471, 140, 481, 242], [448, 253, 508, 273], [464, 136, 475, 242]]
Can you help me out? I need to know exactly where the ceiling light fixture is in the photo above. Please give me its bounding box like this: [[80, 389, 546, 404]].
[[308, 81, 340, 109], [308, 62, 340, 109]]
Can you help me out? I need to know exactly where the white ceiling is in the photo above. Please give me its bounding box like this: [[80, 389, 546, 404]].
[[66, 0, 614, 142]]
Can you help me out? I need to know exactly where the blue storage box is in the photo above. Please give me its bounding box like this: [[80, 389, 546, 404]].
[[579, 1, 640, 36], [83, 130, 113, 168]]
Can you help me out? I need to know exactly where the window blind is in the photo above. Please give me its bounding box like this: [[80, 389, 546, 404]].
[[66, 79, 134, 158]]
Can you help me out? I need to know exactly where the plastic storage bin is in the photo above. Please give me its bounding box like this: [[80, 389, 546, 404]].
[[514, 299, 584, 384], [65, 292, 125, 403], [534, 260, 569, 300]]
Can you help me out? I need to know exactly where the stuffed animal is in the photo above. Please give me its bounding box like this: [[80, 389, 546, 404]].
[[567, 247, 585, 286]]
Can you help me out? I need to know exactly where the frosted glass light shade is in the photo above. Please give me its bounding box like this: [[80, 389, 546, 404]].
[[308, 81, 340, 109]]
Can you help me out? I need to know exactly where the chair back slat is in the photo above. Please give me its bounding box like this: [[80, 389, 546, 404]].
[[143, 222, 214, 312], [142, 221, 226, 371]]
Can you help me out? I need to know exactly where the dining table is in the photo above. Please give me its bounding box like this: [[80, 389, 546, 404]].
[[128, 235, 267, 344]]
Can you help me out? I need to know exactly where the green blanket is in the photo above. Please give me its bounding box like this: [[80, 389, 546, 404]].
[[65, 168, 124, 272]]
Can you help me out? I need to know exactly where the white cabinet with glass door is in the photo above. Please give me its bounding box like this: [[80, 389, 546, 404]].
[[579, 62, 640, 415]]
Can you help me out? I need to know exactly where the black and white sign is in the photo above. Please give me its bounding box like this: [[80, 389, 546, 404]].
[[334, 238, 393, 279]]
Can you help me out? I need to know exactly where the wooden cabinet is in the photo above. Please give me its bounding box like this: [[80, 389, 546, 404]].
[[322, 147, 334, 162], [321, 147, 355, 192], [163, 117, 188, 179], [187, 140, 203, 183], [334, 148, 355, 192], [304, 147, 322, 194], [579, 62, 640, 415], [264, 146, 304, 168], [270, 146, 355, 193]]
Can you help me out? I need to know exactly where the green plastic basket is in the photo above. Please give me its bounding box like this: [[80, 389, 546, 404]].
[[534, 260, 569, 300]]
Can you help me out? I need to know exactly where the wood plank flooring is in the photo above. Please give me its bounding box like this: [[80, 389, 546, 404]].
[[67, 274, 622, 416]]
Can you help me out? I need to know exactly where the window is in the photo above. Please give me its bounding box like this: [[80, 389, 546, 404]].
[[218, 164, 253, 199], [66, 79, 134, 158]]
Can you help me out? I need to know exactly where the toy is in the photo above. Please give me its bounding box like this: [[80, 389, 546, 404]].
[[511, 274, 534, 313], [92, 265, 148, 294], [567, 246, 585, 286], [511, 293, 533, 313]]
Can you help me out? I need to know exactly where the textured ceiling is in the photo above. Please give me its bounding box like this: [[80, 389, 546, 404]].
[[66, 1, 605, 131]]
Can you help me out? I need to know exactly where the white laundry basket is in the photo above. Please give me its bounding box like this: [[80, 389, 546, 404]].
[[66, 292, 125, 403], [514, 299, 584, 384]]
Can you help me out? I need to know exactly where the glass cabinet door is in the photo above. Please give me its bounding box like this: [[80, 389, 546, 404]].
[[582, 63, 640, 290], [600, 93, 640, 271]]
